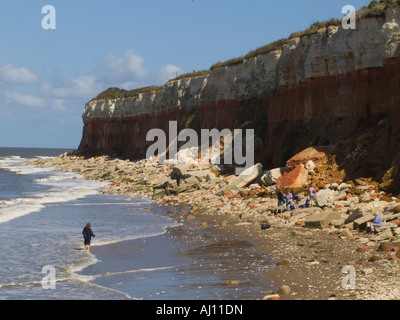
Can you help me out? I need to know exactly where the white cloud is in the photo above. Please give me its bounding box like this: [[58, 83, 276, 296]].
[[51, 99, 68, 112], [98, 49, 150, 83], [5, 91, 46, 108], [40, 74, 99, 99], [158, 64, 184, 84], [0, 64, 39, 85]]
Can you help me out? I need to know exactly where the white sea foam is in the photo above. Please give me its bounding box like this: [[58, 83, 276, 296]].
[[0, 157, 55, 175], [90, 231, 168, 247], [0, 157, 106, 224]]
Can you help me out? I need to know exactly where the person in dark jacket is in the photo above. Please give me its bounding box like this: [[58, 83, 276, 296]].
[[82, 223, 95, 251]]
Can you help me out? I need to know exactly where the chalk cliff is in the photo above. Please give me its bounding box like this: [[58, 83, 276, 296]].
[[78, 6, 400, 191]]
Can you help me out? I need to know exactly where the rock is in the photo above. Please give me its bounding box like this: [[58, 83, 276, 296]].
[[149, 175, 170, 187], [275, 285, 291, 295], [305, 160, 315, 171], [291, 207, 321, 216], [215, 163, 263, 196], [338, 183, 352, 191], [200, 222, 208, 228], [340, 228, 353, 238], [206, 171, 217, 182], [286, 146, 333, 171], [368, 255, 382, 262], [261, 167, 286, 186], [315, 189, 335, 207], [304, 211, 342, 229], [186, 214, 196, 220], [373, 229, 393, 241], [263, 294, 280, 300], [152, 188, 167, 200], [353, 214, 374, 230], [276, 164, 308, 190], [276, 260, 290, 266], [344, 203, 376, 224], [361, 268, 374, 275], [172, 163, 191, 177], [261, 223, 271, 230], [174, 176, 201, 194], [377, 242, 398, 252], [226, 280, 240, 285], [331, 218, 345, 227]]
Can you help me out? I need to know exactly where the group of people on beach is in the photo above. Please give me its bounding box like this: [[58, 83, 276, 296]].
[[276, 184, 318, 214], [275, 185, 384, 235]]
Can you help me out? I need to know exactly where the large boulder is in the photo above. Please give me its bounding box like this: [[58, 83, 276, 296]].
[[315, 189, 336, 207], [215, 163, 263, 196], [174, 176, 201, 194], [276, 164, 308, 190], [261, 167, 286, 186], [286, 146, 334, 171], [304, 211, 342, 229], [353, 214, 375, 230], [345, 203, 377, 224]]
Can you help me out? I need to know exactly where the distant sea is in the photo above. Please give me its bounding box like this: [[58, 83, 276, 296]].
[[0, 147, 271, 300]]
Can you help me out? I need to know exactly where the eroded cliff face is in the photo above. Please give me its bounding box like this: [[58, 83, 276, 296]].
[[78, 6, 400, 188]]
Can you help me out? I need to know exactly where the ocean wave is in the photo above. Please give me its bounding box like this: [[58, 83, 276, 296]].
[[0, 158, 106, 224]]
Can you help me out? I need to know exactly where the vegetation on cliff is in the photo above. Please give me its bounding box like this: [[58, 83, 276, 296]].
[[169, 70, 210, 82], [91, 86, 163, 101]]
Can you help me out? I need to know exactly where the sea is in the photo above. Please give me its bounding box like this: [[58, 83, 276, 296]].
[[0, 147, 273, 300]]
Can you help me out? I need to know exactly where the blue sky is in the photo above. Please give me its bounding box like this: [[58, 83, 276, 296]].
[[0, 0, 370, 149]]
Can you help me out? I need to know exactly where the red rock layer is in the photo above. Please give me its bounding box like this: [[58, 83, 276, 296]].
[[78, 56, 400, 187]]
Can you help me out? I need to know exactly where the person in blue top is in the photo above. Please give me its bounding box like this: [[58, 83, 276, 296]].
[[369, 212, 383, 234], [284, 189, 294, 211]]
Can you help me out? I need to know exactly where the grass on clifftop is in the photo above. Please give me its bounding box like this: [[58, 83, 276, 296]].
[[169, 70, 210, 82], [91, 86, 163, 101], [288, 19, 341, 39], [210, 38, 289, 70]]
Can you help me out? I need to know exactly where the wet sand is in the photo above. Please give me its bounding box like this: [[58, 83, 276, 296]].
[[80, 211, 275, 300], [80, 205, 367, 301]]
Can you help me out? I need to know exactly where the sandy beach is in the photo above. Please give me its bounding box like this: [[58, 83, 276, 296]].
[[30, 154, 400, 300]]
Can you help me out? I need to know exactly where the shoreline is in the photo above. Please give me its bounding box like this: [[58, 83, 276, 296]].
[[30, 154, 400, 300], [82, 214, 275, 300]]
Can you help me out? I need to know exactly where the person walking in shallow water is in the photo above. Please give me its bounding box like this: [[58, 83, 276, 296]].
[[82, 223, 95, 251]]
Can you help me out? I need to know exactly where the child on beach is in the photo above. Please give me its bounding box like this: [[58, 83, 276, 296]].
[[276, 189, 285, 214], [82, 223, 95, 252], [284, 189, 294, 211], [294, 195, 301, 209], [309, 184, 317, 207]]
